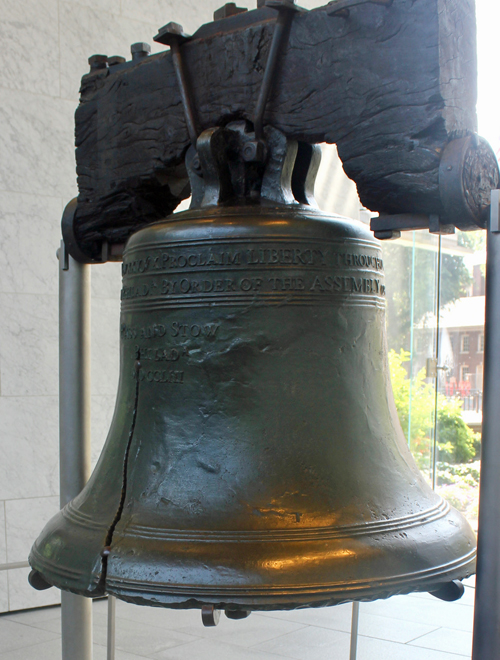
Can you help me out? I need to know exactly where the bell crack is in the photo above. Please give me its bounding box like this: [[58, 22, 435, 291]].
[[99, 357, 142, 592]]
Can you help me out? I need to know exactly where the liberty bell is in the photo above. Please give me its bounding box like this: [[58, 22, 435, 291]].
[[29, 119, 476, 619], [29, 0, 478, 622]]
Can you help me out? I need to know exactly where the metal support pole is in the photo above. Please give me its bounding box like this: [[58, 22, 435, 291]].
[[349, 602, 360, 660], [59, 239, 93, 660], [472, 190, 500, 659], [107, 597, 116, 660]]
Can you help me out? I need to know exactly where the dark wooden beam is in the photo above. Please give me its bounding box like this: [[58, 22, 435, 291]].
[[74, 0, 477, 258]]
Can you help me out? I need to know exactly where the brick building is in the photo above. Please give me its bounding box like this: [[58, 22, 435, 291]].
[[440, 295, 485, 394]]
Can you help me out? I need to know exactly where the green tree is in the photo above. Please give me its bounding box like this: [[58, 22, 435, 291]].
[[388, 349, 479, 467]]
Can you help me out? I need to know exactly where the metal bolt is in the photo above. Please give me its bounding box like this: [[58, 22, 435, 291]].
[[131, 42, 151, 61], [101, 546, 112, 558], [88, 54, 108, 71], [214, 3, 248, 20], [191, 155, 202, 172], [154, 22, 189, 46], [153, 23, 198, 147], [108, 55, 126, 67], [243, 140, 267, 163]]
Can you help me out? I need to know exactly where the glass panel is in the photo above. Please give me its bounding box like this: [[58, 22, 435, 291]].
[[383, 228, 484, 532], [383, 231, 439, 481], [435, 231, 485, 533]]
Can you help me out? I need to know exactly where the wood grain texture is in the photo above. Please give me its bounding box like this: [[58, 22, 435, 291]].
[[74, 0, 477, 257]]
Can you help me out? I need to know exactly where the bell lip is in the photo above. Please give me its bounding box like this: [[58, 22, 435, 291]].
[[103, 551, 476, 611], [28, 544, 106, 599]]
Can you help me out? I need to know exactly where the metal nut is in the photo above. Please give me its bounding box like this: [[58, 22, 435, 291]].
[[191, 155, 202, 172], [242, 140, 267, 163], [88, 54, 108, 71], [214, 3, 248, 20], [131, 42, 151, 60], [108, 56, 126, 67]]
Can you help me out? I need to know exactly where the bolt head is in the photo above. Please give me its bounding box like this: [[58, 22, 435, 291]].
[[108, 55, 126, 66], [154, 22, 190, 45], [88, 54, 108, 70], [131, 42, 151, 60], [243, 140, 267, 163], [191, 155, 202, 172], [214, 3, 248, 20]]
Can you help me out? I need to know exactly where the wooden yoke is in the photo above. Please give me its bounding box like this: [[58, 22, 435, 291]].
[[71, 0, 493, 260]]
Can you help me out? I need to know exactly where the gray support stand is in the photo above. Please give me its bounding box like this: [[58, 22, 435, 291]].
[[59, 240, 93, 660], [107, 597, 116, 660], [350, 602, 359, 660], [472, 190, 500, 659]]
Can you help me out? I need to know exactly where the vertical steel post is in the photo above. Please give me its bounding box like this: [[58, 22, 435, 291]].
[[472, 190, 500, 659], [107, 597, 116, 660], [349, 602, 360, 660], [59, 239, 93, 660]]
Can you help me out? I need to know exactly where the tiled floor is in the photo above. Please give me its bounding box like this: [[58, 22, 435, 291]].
[[0, 579, 475, 659]]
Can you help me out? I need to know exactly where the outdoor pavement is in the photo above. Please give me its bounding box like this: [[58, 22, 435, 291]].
[[0, 577, 476, 660]]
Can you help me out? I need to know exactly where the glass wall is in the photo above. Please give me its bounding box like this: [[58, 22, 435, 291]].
[[383, 230, 485, 533]]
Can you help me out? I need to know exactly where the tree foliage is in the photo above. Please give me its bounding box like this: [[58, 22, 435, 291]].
[[388, 349, 480, 468], [383, 242, 472, 351]]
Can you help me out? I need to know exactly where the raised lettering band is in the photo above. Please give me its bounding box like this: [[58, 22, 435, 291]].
[[121, 238, 385, 310]]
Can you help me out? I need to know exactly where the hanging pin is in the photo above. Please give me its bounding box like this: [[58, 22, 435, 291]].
[[154, 22, 199, 148], [252, 1, 303, 147], [241, 0, 304, 163]]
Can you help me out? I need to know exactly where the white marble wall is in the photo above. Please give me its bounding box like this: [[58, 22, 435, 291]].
[[0, 0, 358, 613]]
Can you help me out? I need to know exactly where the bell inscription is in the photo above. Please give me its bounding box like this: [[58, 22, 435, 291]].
[[121, 238, 386, 308]]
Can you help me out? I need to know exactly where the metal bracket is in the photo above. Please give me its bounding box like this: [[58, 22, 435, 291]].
[[291, 142, 322, 207], [426, 358, 449, 379], [61, 198, 115, 264], [370, 213, 455, 240]]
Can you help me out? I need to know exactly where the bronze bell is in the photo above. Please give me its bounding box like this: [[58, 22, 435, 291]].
[[29, 125, 476, 615]]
